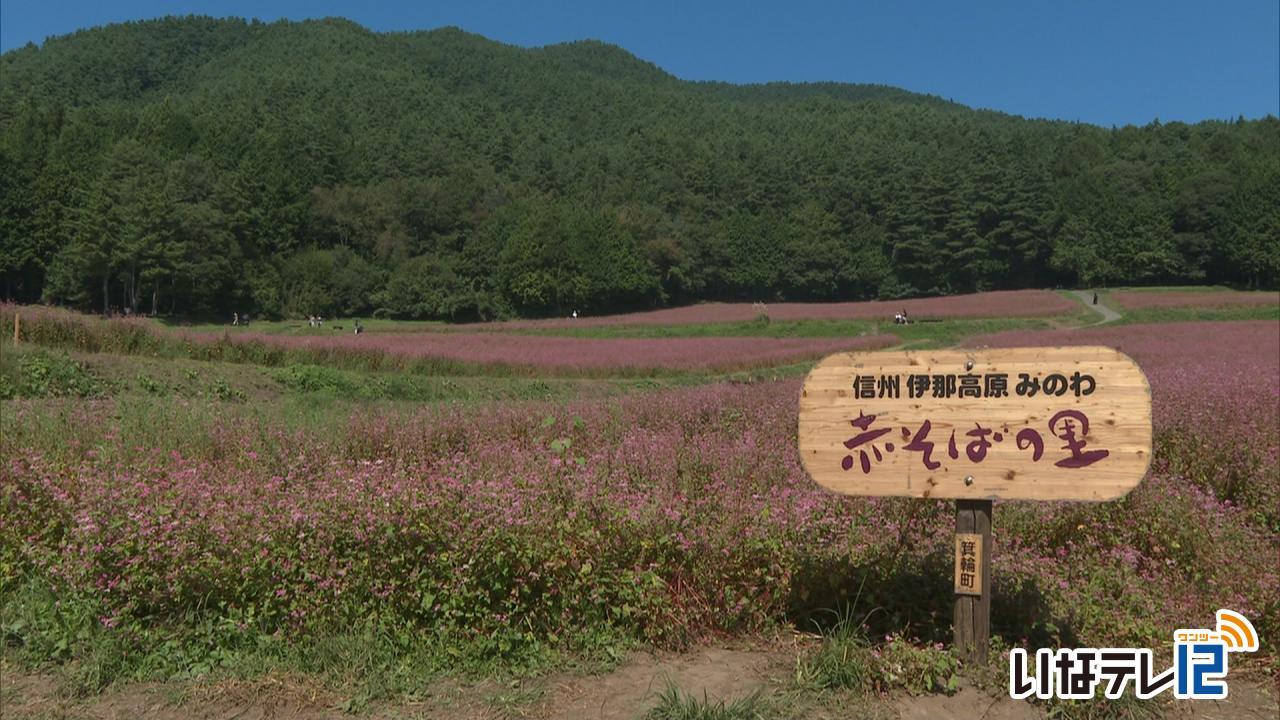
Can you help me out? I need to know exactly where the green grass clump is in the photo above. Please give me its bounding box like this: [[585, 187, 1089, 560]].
[[794, 613, 877, 693], [645, 684, 770, 720], [795, 613, 959, 696]]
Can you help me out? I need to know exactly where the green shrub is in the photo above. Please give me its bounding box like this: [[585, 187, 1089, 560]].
[[135, 373, 167, 395], [1, 349, 105, 398], [272, 364, 363, 395], [208, 378, 245, 402], [875, 634, 960, 695]]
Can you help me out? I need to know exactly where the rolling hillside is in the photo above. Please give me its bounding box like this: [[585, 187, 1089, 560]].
[[2, 16, 1277, 319]]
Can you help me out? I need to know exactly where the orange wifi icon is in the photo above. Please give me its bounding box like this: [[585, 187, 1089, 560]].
[[1216, 609, 1259, 652]]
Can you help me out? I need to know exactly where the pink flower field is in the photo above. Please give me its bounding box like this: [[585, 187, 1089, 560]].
[[1109, 290, 1279, 310], [2, 303, 900, 375], [969, 320, 1280, 523], [968, 319, 1279, 401], [477, 290, 1078, 329], [4, 320, 1277, 659], [184, 329, 899, 372]]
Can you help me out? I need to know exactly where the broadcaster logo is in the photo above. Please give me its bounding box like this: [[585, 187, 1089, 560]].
[[1010, 609, 1259, 700]]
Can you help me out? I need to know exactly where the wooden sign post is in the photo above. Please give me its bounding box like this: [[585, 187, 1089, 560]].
[[953, 506, 990, 662], [798, 347, 1151, 664]]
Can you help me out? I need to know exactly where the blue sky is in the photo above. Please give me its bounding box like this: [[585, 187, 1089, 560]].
[[2, 0, 1277, 127]]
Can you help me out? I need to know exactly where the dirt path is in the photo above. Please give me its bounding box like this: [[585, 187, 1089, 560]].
[[537, 645, 791, 719], [1070, 289, 1122, 324], [5, 649, 1276, 719]]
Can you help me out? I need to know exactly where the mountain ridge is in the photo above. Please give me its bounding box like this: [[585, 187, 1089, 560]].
[[2, 17, 975, 115], [1, 15, 1276, 318]]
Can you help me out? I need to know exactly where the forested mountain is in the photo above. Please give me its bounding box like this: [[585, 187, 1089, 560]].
[[2, 16, 1277, 319]]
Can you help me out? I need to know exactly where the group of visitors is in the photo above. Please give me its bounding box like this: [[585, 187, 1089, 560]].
[[230, 313, 363, 333], [893, 309, 911, 325]]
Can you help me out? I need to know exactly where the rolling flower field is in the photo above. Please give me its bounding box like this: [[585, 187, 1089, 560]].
[[479, 289, 1079, 329], [0, 304, 899, 374], [1108, 289, 1280, 311], [3, 319, 1276, 669], [181, 330, 900, 372]]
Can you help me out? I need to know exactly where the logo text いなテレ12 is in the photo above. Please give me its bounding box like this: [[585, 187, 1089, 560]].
[[1010, 609, 1259, 700]]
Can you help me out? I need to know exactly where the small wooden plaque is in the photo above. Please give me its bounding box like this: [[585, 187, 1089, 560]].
[[954, 533, 983, 596], [798, 347, 1152, 501]]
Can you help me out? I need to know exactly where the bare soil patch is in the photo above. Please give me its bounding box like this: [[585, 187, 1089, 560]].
[[4, 650, 1276, 719]]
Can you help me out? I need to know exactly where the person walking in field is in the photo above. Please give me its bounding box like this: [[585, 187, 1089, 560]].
[[233, 312, 239, 326]]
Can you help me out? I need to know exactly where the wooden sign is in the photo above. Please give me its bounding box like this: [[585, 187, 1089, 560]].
[[798, 347, 1152, 501], [954, 533, 983, 595]]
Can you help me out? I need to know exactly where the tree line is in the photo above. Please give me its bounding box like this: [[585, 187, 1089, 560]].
[[1, 16, 1277, 320]]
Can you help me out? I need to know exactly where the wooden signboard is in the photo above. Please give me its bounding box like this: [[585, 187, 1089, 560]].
[[798, 347, 1152, 501], [799, 346, 1153, 663]]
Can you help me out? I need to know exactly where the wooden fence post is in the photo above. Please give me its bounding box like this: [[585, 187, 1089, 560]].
[[954, 499, 993, 664], [12, 312, 19, 346]]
